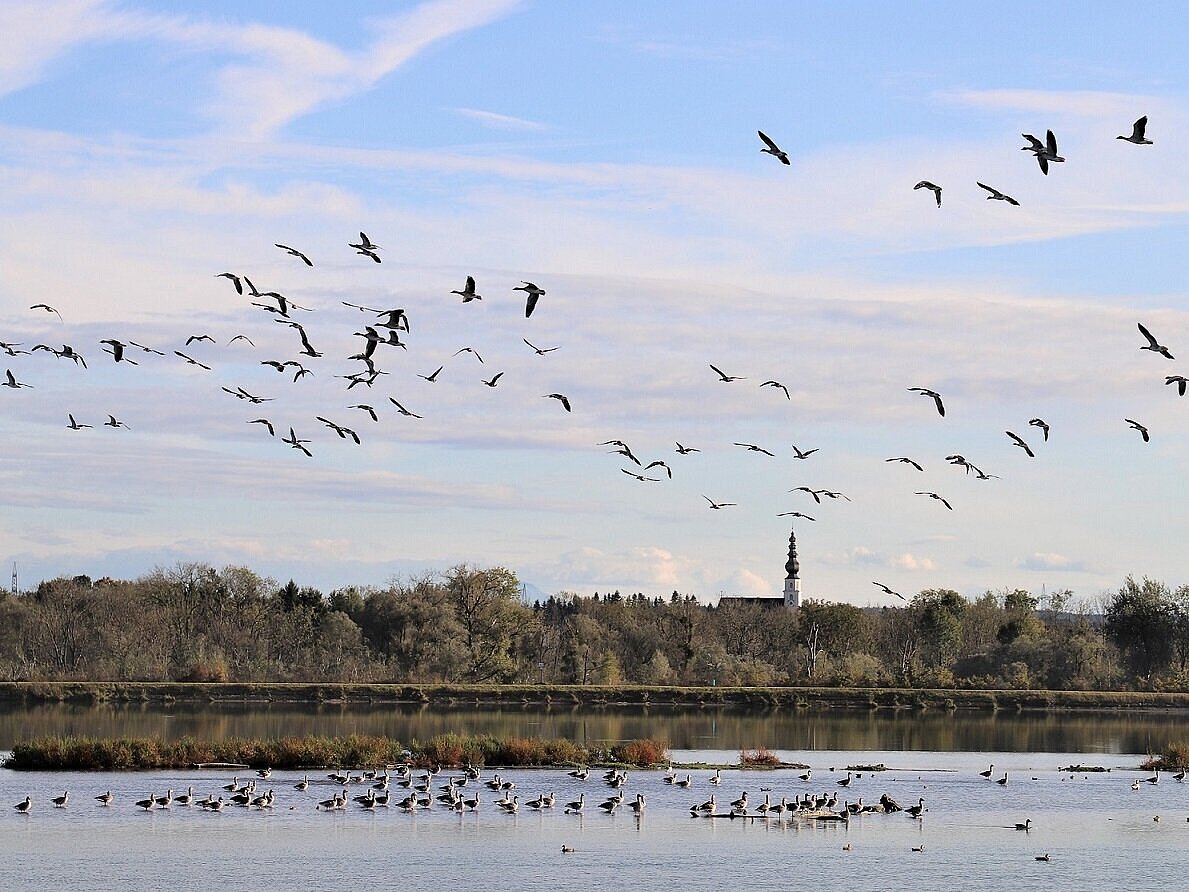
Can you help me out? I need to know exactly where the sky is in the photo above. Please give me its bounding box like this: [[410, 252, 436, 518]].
[[3, 1, 1189, 607]]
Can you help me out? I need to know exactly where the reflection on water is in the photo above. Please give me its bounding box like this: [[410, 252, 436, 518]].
[[5, 702, 1189, 754]]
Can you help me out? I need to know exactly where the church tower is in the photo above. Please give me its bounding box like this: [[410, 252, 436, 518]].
[[782, 529, 801, 608]]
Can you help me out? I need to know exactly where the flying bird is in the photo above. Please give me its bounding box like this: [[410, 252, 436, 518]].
[[1005, 430, 1035, 458], [451, 276, 481, 302], [514, 281, 545, 318], [734, 442, 774, 456], [792, 486, 824, 503], [281, 427, 312, 457], [1118, 116, 1153, 145], [316, 416, 361, 444], [885, 456, 924, 471], [1021, 130, 1064, 174], [1138, 322, 1174, 359], [173, 351, 211, 371], [791, 445, 819, 460], [66, 414, 92, 430], [279, 321, 322, 357], [249, 418, 275, 436], [703, 496, 737, 510], [128, 341, 165, 356], [523, 338, 560, 355], [376, 308, 409, 332], [104, 414, 129, 429], [710, 364, 745, 382], [419, 366, 444, 383], [1166, 376, 1188, 396], [481, 372, 504, 388], [350, 231, 380, 251], [913, 181, 942, 207], [389, 399, 423, 418], [872, 581, 906, 601], [1125, 418, 1150, 442], [348, 404, 379, 422], [915, 491, 953, 510], [675, 442, 700, 454], [543, 393, 572, 412], [1028, 418, 1050, 440], [30, 303, 62, 319], [908, 387, 945, 417], [229, 334, 255, 346], [216, 273, 244, 294], [976, 182, 1020, 205], [185, 334, 215, 345], [275, 243, 313, 266], [453, 346, 484, 363], [621, 469, 660, 482], [760, 380, 791, 399], [757, 130, 790, 165], [99, 340, 138, 364], [776, 511, 815, 521], [643, 460, 672, 479]]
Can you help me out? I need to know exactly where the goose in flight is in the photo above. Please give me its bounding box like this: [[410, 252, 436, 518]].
[[757, 130, 790, 165], [185, 334, 215, 346], [128, 341, 165, 356], [229, 334, 255, 346], [1021, 130, 1064, 174], [67, 414, 92, 430], [418, 365, 444, 383], [1118, 116, 1153, 145], [885, 456, 924, 471], [389, 398, 423, 418], [760, 380, 791, 399], [791, 444, 819, 460], [703, 495, 736, 510], [221, 386, 273, 404], [675, 442, 700, 454], [1138, 322, 1174, 359], [977, 182, 1020, 205], [1028, 418, 1050, 440], [453, 346, 484, 363], [710, 364, 745, 382], [0, 341, 29, 356], [3, 369, 32, 388], [105, 414, 129, 429], [216, 272, 244, 294], [776, 511, 815, 521], [275, 243, 313, 266], [523, 338, 559, 355], [873, 581, 906, 601], [350, 231, 380, 251], [1005, 430, 1034, 458], [33, 343, 86, 367], [30, 303, 62, 319], [644, 460, 672, 479], [543, 393, 572, 412], [376, 308, 409, 332], [279, 321, 322, 357], [908, 387, 945, 416], [913, 181, 942, 207], [514, 281, 546, 318], [451, 276, 481, 302], [99, 339, 138, 364], [734, 442, 774, 456], [1125, 418, 1150, 442], [349, 404, 379, 422], [792, 485, 824, 503], [281, 427, 313, 457], [173, 350, 211, 370], [249, 418, 275, 436], [916, 491, 953, 510], [1166, 375, 1188, 396], [622, 468, 660, 482], [609, 444, 641, 468], [481, 372, 504, 388], [316, 416, 361, 444]]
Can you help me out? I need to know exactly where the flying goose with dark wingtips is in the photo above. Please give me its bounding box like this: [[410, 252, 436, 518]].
[[104, 414, 129, 429], [282, 427, 313, 457], [622, 468, 660, 482], [451, 276, 481, 302], [1118, 116, 1153, 145], [389, 399, 423, 418], [916, 491, 953, 510], [128, 341, 165, 356], [913, 181, 942, 207], [873, 581, 906, 601], [885, 456, 924, 471], [229, 334, 255, 346], [543, 393, 572, 412], [734, 442, 774, 456], [908, 387, 945, 416], [418, 365, 444, 383], [173, 350, 212, 371], [275, 243, 313, 266], [216, 272, 244, 294], [792, 486, 824, 504], [1028, 418, 1050, 440], [349, 404, 379, 422], [776, 511, 815, 521], [760, 380, 790, 399], [249, 419, 275, 436], [1138, 322, 1174, 359], [186, 334, 215, 345], [703, 495, 736, 510], [1006, 430, 1034, 458], [1167, 376, 1188, 396], [523, 338, 559, 355], [100, 339, 138, 364], [30, 303, 62, 319], [1021, 130, 1064, 175], [675, 442, 700, 454], [453, 346, 483, 363], [514, 281, 546, 318], [757, 130, 790, 165], [316, 417, 361, 445], [1125, 418, 1150, 442], [644, 460, 672, 479], [791, 445, 819, 460], [482, 372, 504, 388], [977, 182, 1020, 205], [67, 414, 92, 430], [279, 321, 322, 358], [710, 364, 745, 382]]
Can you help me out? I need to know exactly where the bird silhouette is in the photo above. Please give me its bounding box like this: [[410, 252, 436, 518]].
[[710, 364, 745, 382], [1028, 418, 1050, 440], [791, 445, 819, 460], [1138, 322, 1174, 359], [543, 393, 572, 412], [908, 387, 945, 416], [977, 182, 1020, 205], [30, 303, 62, 319], [734, 442, 774, 456], [1021, 130, 1064, 174], [885, 456, 924, 471], [389, 399, 423, 418], [760, 380, 791, 399], [451, 276, 481, 301], [873, 581, 906, 601], [703, 495, 736, 509], [757, 130, 790, 165], [249, 419, 275, 436], [275, 243, 313, 266], [281, 427, 313, 457], [916, 491, 953, 510], [776, 511, 815, 521], [1118, 116, 1153, 145], [1006, 430, 1035, 458], [523, 338, 559, 355], [348, 404, 379, 422], [514, 281, 546, 317], [1125, 418, 1150, 442], [675, 442, 700, 454], [913, 181, 942, 206]]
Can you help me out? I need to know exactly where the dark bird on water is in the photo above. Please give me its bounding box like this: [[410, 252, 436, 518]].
[[757, 130, 790, 165], [1138, 322, 1174, 359], [913, 181, 942, 207], [1125, 418, 1150, 442], [908, 387, 945, 417], [977, 182, 1020, 205], [1118, 116, 1153, 145]]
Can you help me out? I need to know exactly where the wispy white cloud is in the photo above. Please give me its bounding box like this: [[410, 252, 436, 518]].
[[451, 107, 547, 131]]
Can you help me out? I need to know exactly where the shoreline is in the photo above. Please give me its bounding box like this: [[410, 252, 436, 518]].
[[4, 682, 1189, 713]]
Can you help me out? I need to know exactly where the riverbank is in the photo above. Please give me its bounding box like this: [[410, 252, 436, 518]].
[[2, 682, 1188, 712]]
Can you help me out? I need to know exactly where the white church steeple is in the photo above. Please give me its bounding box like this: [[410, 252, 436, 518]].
[[782, 528, 801, 608]]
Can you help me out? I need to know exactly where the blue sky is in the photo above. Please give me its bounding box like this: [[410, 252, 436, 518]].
[[3, 0, 1189, 606]]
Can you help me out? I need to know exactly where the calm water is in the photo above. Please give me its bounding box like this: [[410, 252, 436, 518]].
[[4, 705, 1189, 890]]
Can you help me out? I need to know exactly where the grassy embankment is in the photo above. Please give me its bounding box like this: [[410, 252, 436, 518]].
[[3, 681, 1189, 711]]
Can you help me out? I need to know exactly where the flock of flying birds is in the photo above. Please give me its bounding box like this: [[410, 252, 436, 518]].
[[0, 114, 1177, 602]]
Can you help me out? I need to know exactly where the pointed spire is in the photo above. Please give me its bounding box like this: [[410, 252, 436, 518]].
[[785, 529, 799, 579]]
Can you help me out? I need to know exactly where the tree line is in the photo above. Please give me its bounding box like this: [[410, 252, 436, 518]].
[[0, 563, 1186, 690]]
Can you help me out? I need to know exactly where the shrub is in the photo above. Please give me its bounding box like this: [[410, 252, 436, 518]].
[[611, 738, 669, 767], [738, 745, 781, 768]]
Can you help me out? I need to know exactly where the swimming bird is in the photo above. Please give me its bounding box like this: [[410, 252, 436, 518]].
[[704, 496, 736, 510], [977, 182, 1020, 205], [1126, 418, 1150, 442], [1036, 853, 1051, 862], [104, 414, 129, 429], [916, 491, 953, 510], [1015, 818, 1032, 831], [1138, 322, 1174, 359], [885, 456, 924, 471], [514, 281, 546, 317], [791, 444, 819, 460], [675, 442, 700, 454], [52, 791, 68, 808], [734, 442, 774, 456], [1028, 418, 1050, 440], [543, 393, 572, 412], [12, 796, 31, 813], [275, 243, 312, 266], [523, 338, 559, 355], [1118, 116, 1153, 145], [1006, 430, 1034, 457], [173, 350, 211, 370], [95, 790, 113, 806], [451, 276, 481, 301], [760, 380, 790, 399], [568, 767, 589, 780], [906, 797, 927, 817], [873, 581, 905, 601], [914, 180, 942, 207], [709, 769, 721, 786], [710, 364, 745, 382], [30, 303, 62, 319], [908, 387, 945, 416], [757, 130, 790, 165], [777, 511, 816, 521]]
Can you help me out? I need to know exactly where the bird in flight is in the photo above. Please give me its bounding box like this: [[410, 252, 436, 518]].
[[453, 347, 483, 363], [1005, 430, 1035, 458], [348, 404, 378, 422], [30, 303, 62, 319], [229, 334, 255, 346], [128, 341, 165, 356], [173, 350, 211, 371], [451, 276, 481, 302], [249, 418, 275, 436], [216, 272, 244, 294], [885, 456, 924, 471], [872, 581, 906, 601], [376, 308, 409, 332], [221, 386, 272, 404], [104, 414, 130, 429], [281, 427, 312, 457], [675, 442, 700, 454], [915, 491, 953, 510], [622, 469, 660, 482], [481, 372, 504, 388], [99, 340, 137, 365], [543, 393, 572, 412], [389, 398, 423, 419], [350, 232, 381, 262], [913, 181, 942, 207], [791, 444, 819, 460], [66, 414, 92, 430], [757, 130, 790, 165], [710, 364, 745, 382], [908, 387, 945, 417], [1118, 116, 1153, 145], [760, 380, 790, 399], [1028, 418, 1050, 441], [316, 416, 361, 444], [703, 495, 737, 510], [0, 341, 29, 356], [644, 460, 672, 479], [976, 182, 1020, 205], [514, 282, 546, 318], [777, 511, 815, 521], [186, 334, 215, 346], [418, 366, 444, 383], [523, 338, 559, 355], [2, 369, 31, 389], [1166, 376, 1188, 396], [1138, 322, 1174, 359], [608, 444, 640, 466], [280, 321, 322, 358], [1125, 418, 1150, 442], [275, 243, 313, 266], [734, 442, 774, 456], [1021, 130, 1064, 175]]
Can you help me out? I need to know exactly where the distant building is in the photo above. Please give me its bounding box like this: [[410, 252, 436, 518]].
[[718, 528, 801, 609]]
